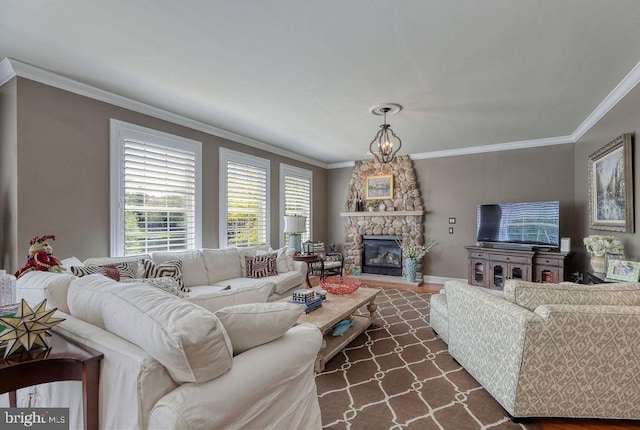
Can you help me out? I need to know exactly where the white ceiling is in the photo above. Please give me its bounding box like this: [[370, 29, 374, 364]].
[[2, 0, 640, 167]]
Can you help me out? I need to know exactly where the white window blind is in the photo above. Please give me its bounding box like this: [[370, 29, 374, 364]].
[[111, 120, 202, 256], [220, 148, 270, 248], [280, 164, 312, 246]]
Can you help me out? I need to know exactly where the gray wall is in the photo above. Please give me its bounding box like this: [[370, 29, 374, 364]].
[[573, 83, 640, 270], [328, 145, 576, 279], [3, 78, 327, 270], [5, 75, 640, 279]]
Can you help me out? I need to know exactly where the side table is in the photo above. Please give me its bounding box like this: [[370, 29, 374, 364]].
[[0, 331, 104, 430], [584, 270, 609, 284], [293, 254, 321, 287]]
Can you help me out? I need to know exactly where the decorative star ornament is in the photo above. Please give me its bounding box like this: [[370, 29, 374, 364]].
[[0, 299, 65, 358]]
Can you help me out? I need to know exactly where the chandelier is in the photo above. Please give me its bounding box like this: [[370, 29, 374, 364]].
[[369, 104, 402, 163]]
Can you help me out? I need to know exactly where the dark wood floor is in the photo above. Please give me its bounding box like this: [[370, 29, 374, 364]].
[[309, 276, 640, 430]]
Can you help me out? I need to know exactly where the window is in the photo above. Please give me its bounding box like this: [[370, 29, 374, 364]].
[[110, 119, 202, 256], [280, 164, 312, 247], [219, 148, 270, 248]]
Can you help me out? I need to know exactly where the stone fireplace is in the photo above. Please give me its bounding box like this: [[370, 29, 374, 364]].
[[362, 235, 402, 276], [341, 156, 425, 280]]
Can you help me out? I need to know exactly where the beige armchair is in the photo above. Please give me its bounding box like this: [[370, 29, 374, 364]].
[[309, 242, 344, 278]]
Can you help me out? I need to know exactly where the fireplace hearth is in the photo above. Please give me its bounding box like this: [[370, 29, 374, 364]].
[[362, 235, 402, 276]]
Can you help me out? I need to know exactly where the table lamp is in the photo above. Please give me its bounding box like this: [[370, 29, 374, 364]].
[[284, 215, 306, 253]]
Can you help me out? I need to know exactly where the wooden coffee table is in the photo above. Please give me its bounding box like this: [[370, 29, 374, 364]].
[[289, 286, 380, 372]]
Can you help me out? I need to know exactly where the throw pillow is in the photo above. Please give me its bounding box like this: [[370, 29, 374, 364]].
[[71, 261, 137, 281], [245, 253, 277, 278], [257, 247, 289, 273], [60, 256, 84, 274], [142, 259, 187, 292], [214, 302, 305, 355], [121, 277, 189, 298]]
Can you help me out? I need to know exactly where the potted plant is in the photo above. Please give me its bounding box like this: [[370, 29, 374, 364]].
[[583, 235, 624, 273], [365, 201, 377, 212], [396, 239, 438, 282]]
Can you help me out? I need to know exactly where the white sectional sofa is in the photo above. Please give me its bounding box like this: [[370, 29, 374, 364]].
[[80, 245, 308, 302], [14, 266, 323, 429]]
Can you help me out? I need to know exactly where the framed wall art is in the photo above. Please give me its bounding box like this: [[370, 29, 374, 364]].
[[588, 133, 634, 232], [365, 174, 394, 200]]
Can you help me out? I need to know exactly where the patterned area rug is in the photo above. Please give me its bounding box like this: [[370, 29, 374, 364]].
[[315, 288, 540, 430]]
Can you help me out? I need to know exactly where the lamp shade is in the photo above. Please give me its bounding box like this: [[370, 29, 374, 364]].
[[283, 216, 306, 233]]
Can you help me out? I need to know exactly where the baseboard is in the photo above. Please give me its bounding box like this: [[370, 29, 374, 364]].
[[423, 275, 467, 285]]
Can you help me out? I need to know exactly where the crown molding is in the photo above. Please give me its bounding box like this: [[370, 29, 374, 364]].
[[410, 135, 575, 160], [572, 59, 640, 142], [4, 56, 640, 170], [327, 160, 356, 169], [326, 136, 574, 169], [326, 60, 640, 169], [0, 57, 16, 87], [1, 57, 328, 169]]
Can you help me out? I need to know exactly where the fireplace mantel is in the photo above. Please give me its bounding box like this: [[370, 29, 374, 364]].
[[340, 211, 423, 217]]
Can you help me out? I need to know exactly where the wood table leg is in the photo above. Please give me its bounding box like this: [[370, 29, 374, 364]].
[[8, 390, 16, 407], [314, 338, 327, 373], [83, 360, 101, 430], [367, 298, 378, 324]]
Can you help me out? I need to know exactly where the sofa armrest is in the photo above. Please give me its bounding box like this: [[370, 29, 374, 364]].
[[149, 324, 322, 430], [37, 312, 178, 430], [292, 260, 308, 278], [445, 281, 542, 414], [514, 304, 640, 418], [17, 271, 76, 313]]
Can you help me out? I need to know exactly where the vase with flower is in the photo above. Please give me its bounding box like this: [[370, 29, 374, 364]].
[[396, 239, 438, 282], [583, 235, 624, 273]]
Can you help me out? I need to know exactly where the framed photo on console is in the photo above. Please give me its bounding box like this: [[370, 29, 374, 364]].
[[365, 174, 393, 200], [605, 259, 640, 282], [587, 133, 634, 232]]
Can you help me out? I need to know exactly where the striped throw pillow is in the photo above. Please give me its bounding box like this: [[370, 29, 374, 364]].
[[71, 261, 137, 281], [142, 259, 187, 292], [245, 253, 277, 278]]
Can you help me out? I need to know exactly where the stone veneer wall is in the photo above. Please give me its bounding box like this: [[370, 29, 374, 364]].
[[343, 155, 425, 278]]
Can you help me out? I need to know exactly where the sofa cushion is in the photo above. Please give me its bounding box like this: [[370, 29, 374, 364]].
[[187, 283, 273, 313], [142, 259, 186, 292], [68, 274, 123, 329], [71, 261, 138, 281], [152, 250, 208, 288], [60, 256, 84, 274], [121, 277, 188, 298], [245, 253, 278, 278], [214, 302, 305, 355], [17, 271, 76, 314], [96, 280, 233, 384], [267, 271, 305, 295], [202, 248, 242, 284], [285, 248, 296, 271], [504, 279, 640, 311]]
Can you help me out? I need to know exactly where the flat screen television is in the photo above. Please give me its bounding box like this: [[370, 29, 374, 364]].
[[476, 201, 560, 249]]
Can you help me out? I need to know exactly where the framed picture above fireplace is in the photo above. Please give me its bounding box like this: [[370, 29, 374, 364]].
[[365, 174, 394, 200]]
